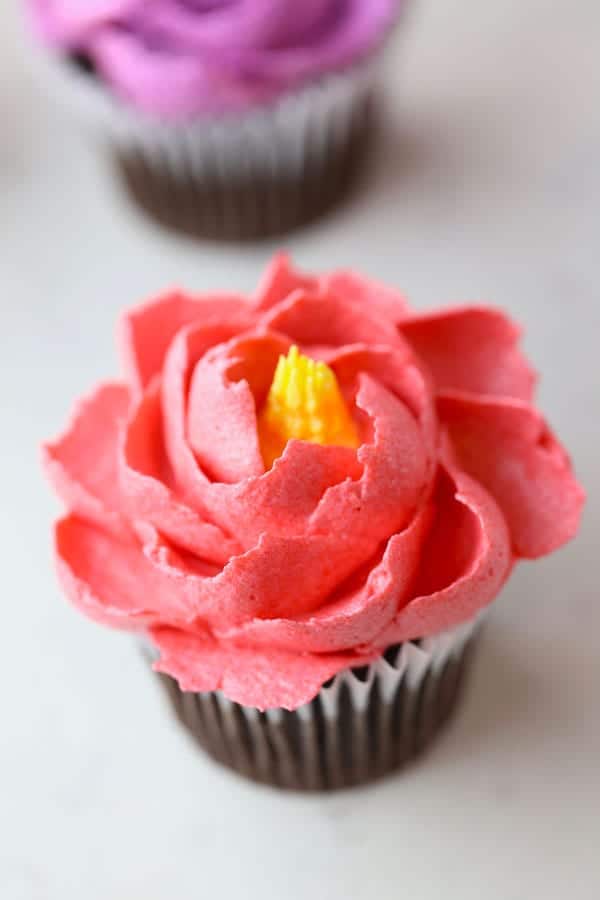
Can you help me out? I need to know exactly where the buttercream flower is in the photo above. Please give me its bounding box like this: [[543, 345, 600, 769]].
[[27, 0, 402, 116], [43, 255, 583, 711]]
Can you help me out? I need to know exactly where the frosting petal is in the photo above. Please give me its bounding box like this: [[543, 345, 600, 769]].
[[327, 345, 437, 474], [260, 289, 402, 352], [149, 625, 370, 711], [56, 515, 346, 632], [253, 252, 317, 312], [119, 290, 250, 395], [42, 382, 131, 537], [324, 270, 411, 323], [138, 530, 389, 628], [54, 515, 200, 628], [306, 374, 429, 552], [438, 393, 585, 558], [220, 501, 432, 652], [186, 334, 289, 482], [91, 30, 230, 118], [207, 439, 360, 548], [371, 466, 512, 645], [138, 1, 332, 53], [160, 319, 247, 509], [120, 378, 241, 563], [28, 0, 140, 43], [400, 306, 537, 401]]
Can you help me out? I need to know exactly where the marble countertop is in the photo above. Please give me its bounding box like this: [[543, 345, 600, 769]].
[[2, 1, 599, 897]]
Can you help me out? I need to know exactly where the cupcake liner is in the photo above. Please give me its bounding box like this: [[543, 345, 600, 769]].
[[31, 48, 379, 239], [145, 617, 481, 791]]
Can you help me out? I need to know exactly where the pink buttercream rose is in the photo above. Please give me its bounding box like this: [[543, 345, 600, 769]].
[[43, 256, 583, 710]]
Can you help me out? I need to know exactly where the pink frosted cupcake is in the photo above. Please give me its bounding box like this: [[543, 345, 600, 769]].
[[42, 256, 583, 789], [25, 1, 405, 239]]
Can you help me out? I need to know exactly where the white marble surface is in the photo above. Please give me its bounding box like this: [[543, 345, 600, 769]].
[[2, 1, 599, 897]]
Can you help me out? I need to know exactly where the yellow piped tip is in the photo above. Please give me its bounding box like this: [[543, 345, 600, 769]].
[[258, 345, 359, 468]]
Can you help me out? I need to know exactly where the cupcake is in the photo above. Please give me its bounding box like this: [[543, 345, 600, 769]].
[[25, 1, 404, 240], [42, 255, 583, 790]]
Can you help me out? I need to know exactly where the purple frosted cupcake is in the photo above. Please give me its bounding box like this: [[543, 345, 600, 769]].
[[25, 1, 405, 239]]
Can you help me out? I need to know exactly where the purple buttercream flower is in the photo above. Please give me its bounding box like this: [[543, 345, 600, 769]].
[[27, 0, 403, 117]]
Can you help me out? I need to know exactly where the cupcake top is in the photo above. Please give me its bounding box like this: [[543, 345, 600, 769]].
[[27, 0, 403, 119], [42, 255, 583, 711]]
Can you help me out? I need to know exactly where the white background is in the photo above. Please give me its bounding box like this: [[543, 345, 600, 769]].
[[1, 1, 599, 897]]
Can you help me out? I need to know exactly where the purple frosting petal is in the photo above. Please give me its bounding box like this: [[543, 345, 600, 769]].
[[27, 0, 403, 118], [27, 0, 141, 43], [136, 0, 331, 51]]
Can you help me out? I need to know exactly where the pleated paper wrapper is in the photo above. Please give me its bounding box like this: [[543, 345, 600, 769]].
[[144, 616, 482, 791], [31, 48, 380, 239]]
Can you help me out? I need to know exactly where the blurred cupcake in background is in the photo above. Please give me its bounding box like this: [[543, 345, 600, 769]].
[[25, 1, 406, 240]]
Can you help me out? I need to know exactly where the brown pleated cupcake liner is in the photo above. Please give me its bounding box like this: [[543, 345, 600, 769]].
[[30, 48, 379, 240], [146, 619, 481, 791], [114, 92, 375, 240]]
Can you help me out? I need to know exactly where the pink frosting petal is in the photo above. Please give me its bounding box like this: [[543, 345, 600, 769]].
[[189, 352, 265, 484], [323, 270, 411, 323], [371, 466, 512, 646], [60, 504, 378, 633], [260, 289, 402, 353], [57, 510, 339, 631], [161, 320, 249, 510], [42, 382, 131, 537], [400, 306, 537, 401], [120, 378, 241, 564], [253, 252, 318, 311], [327, 345, 438, 476], [438, 393, 585, 558], [207, 440, 360, 548], [220, 502, 432, 653], [306, 373, 429, 549], [202, 532, 375, 626], [149, 625, 370, 712], [138, 528, 386, 629], [54, 515, 201, 628], [119, 290, 251, 395], [186, 334, 291, 483]]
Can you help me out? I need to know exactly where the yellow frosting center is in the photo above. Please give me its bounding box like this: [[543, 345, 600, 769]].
[[258, 345, 359, 467]]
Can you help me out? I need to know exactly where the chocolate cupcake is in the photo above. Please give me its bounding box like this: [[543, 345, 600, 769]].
[[42, 255, 583, 790], [25, 1, 405, 240]]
